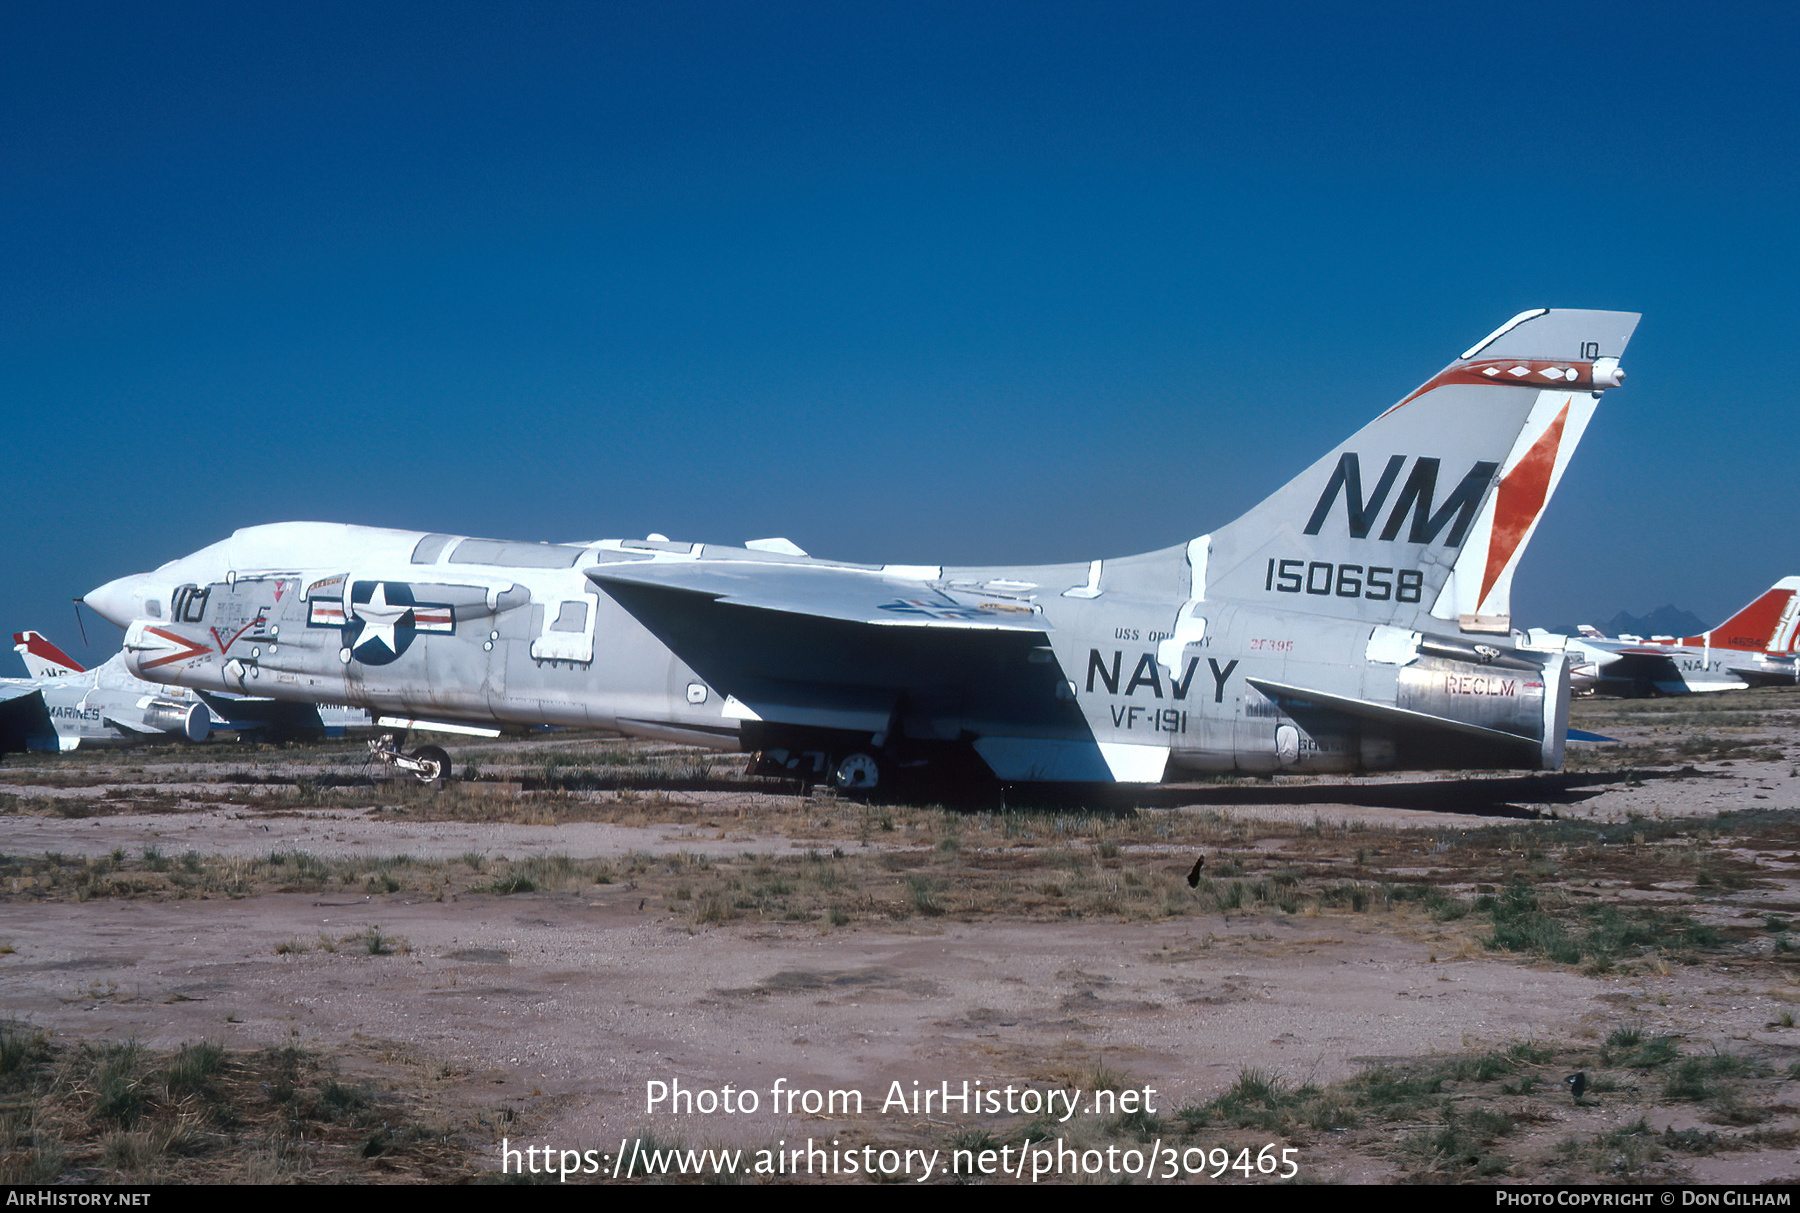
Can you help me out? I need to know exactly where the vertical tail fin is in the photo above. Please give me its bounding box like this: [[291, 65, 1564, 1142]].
[[1689, 577, 1800, 652], [13, 631, 85, 679], [1198, 309, 1640, 635]]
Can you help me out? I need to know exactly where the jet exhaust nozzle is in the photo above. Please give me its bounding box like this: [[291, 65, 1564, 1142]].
[[140, 699, 211, 742]]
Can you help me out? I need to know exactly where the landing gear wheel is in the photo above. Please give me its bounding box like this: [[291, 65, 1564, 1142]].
[[410, 745, 451, 786], [833, 752, 881, 792]]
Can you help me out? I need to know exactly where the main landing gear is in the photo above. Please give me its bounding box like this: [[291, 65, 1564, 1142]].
[[750, 746, 883, 791], [832, 752, 881, 791], [743, 707, 997, 799], [748, 741, 995, 798], [368, 733, 453, 785]]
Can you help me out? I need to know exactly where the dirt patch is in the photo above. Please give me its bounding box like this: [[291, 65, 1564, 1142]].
[[5, 694, 1800, 1183]]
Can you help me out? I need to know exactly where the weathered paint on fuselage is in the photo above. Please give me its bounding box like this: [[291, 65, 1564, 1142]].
[[102, 520, 1557, 779]]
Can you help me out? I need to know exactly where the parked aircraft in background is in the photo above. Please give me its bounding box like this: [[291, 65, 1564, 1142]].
[[1523, 578, 1800, 696], [84, 308, 1638, 789], [0, 630, 369, 754], [1, 630, 214, 752]]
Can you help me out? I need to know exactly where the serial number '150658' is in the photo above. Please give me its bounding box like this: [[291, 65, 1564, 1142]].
[[1265, 559, 1423, 603]]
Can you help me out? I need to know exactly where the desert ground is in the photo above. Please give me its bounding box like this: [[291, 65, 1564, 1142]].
[[3, 691, 1800, 1185]]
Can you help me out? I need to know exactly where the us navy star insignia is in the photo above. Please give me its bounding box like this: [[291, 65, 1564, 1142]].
[[352, 582, 410, 657]]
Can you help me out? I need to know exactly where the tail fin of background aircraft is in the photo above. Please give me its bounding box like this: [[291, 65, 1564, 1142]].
[[1197, 308, 1640, 636], [13, 631, 84, 679], [1689, 577, 1800, 652]]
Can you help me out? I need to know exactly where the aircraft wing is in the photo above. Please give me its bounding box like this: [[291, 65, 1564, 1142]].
[[586, 562, 1048, 631], [0, 684, 54, 753], [196, 690, 372, 740], [0, 683, 44, 707], [588, 563, 1078, 745], [1591, 650, 1715, 695]]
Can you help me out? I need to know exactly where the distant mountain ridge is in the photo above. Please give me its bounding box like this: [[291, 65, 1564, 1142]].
[[1603, 606, 1709, 639], [1538, 605, 1708, 639]]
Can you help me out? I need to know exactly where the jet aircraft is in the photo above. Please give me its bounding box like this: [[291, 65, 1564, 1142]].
[[1523, 578, 1800, 696], [0, 630, 370, 753], [84, 308, 1639, 789], [1, 631, 214, 752]]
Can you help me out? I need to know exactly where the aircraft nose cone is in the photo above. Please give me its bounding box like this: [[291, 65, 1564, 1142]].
[[85, 574, 157, 627]]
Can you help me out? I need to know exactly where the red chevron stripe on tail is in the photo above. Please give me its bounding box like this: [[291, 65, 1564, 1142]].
[[1479, 403, 1570, 605], [12, 631, 84, 675]]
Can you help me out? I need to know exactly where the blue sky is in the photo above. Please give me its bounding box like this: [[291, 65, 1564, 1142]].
[[4, 1, 1796, 664]]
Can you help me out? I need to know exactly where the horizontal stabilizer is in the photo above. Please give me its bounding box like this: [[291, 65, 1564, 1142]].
[[1248, 676, 1547, 768], [1249, 678, 1538, 749], [1725, 657, 1798, 688], [587, 562, 1048, 632]]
